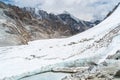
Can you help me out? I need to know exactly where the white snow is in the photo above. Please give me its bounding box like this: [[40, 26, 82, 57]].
[[0, 4, 120, 80]]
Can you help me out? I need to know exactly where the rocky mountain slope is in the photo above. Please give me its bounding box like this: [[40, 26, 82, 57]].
[[22, 7, 98, 34], [0, 2, 120, 80], [0, 1, 99, 46]]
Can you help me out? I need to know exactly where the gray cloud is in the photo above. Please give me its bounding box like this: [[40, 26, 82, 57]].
[[12, 0, 119, 21]]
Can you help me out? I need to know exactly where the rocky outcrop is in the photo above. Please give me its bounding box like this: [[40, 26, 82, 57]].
[[58, 13, 96, 34], [114, 70, 120, 78], [104, 2, 120, 19]]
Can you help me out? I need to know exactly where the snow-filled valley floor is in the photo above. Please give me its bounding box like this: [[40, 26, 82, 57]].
[[0, 3, 120, 80]]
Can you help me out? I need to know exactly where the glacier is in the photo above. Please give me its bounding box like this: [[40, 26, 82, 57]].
[[0, 3, 120, 80]]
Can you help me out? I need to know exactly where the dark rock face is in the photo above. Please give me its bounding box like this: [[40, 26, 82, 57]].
[[58, 13, 95, 34], [104, 2, 120, 19], [114, 70, 120, 78]]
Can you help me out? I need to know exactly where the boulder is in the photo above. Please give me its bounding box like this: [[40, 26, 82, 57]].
[[114, 70, 120, 78]]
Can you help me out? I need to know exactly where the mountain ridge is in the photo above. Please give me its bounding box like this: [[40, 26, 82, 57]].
[[0, 1, 99, 46]]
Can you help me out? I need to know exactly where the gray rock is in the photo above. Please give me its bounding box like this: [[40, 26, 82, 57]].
[[114, 70, 120, 78]]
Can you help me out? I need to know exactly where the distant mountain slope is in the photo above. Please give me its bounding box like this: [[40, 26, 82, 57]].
[[58, 12, 95, 33], [0, 1, 99, 46], [23, 8, 98, 34]]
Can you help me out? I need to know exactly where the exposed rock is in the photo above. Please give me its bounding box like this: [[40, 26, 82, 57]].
[[107, 50, 120, 60], [62, 59, 120, 80], [58, 13, 96, 34], [104, 2, 120, 19], [114, 70, 120, 78]]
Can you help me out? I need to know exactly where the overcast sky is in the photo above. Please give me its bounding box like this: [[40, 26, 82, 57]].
[[1, 0, 120, 21]]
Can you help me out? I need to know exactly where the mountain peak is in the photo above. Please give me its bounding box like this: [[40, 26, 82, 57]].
[[61, 11, 80, 23]]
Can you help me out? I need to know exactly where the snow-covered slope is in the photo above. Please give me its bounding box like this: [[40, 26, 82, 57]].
[[0, 3, 120, 80]]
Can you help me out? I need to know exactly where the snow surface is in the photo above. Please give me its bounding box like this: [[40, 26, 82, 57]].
[[0, 4, 120, 80]]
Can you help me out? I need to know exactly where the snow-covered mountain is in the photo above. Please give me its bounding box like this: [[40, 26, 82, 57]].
[[58, 12, 97, 33], [0, 2, 120, 80], [23, 7, 98, 34]]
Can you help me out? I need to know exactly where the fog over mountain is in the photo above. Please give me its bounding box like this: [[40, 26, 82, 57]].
[[0, 0, 120, 21]]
